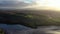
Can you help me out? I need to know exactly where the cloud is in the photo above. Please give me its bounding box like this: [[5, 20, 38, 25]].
[[0, 0, 32, 9], [0, 0, 40, 9]]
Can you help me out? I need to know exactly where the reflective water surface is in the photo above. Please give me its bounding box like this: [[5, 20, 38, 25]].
[[0, 24, 60, 34]]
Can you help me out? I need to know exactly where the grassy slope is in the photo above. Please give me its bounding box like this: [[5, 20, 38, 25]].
[[0, 10, 60, 28]]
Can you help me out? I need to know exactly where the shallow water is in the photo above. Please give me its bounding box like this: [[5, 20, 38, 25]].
[[0, 24, 31, 30], [0, 24, 60, 34], [18, 26, 60, 34]]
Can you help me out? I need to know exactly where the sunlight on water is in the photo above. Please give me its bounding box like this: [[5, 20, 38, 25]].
[[0, 24, 60, 34], [47, 31, 60, 34], [15, 26, 60, 34], [0, 25, 60, 34]]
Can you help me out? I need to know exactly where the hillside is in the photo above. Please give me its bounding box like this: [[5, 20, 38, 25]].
[[0, 9, 60, 28]]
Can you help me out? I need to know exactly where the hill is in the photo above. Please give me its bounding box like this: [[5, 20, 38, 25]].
[[0, 9, 60, 28]]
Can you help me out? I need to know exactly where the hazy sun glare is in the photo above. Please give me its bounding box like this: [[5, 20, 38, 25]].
[[36, 0, 60, 11], [24, 0, 60, 11]]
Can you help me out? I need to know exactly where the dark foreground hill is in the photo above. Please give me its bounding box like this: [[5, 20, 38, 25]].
[[0, 9, 60, 28]]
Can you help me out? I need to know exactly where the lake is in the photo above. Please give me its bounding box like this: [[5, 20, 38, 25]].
[[0, 24, 60, 34]]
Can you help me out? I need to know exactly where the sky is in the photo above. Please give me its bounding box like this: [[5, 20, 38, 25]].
[[0, 0, 35, 9], [0, 0, 60, 11]]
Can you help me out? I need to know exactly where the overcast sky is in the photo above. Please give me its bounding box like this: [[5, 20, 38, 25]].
[[0, 0, 35, 9], [0, 0, 60, 11]]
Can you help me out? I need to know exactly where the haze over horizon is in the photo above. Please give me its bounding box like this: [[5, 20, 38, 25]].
[[0, 0, 60, 11]]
